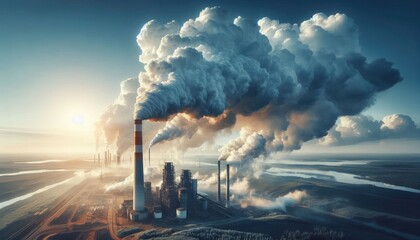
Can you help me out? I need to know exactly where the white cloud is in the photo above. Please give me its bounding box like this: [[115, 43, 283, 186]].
[[240, 190, 307, 211], [321, 114, 420, 145]]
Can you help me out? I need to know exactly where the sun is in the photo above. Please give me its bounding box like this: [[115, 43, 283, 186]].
[[71, 115, 85, 125]]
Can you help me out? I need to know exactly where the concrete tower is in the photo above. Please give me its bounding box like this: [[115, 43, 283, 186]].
[[217, 160, 221, 202], [131, 119, 147, 221], [226, 164, 230, 208]]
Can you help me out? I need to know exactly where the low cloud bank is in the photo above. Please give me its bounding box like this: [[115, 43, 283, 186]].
[[240, 190, 307, 211], [321, 114, 420, 146]]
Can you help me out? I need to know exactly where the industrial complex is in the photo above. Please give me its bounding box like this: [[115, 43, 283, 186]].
[[120, 119, 232, 222], [5, 120, 234, 240]]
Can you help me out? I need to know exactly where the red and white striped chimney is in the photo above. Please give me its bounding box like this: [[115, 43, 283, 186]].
[[134, 119, 146, 213]]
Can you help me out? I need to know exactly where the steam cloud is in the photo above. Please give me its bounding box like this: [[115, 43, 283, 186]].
[[320, 114, 420, 145], [105, 173, 133, 192], [105, 166, 159, 192], [95, 78, 139, 156], [240, 190, 307, 211], [134, 7, 402, 164], [149, 110, 236, 150]]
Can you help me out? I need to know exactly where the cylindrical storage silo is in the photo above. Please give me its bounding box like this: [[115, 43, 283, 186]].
[[192, 179, 198, 198], [176, 207, 187, 219], [178, 188, 188, 209], [199, 197, 208, 211], [154, 207, 162, 219]]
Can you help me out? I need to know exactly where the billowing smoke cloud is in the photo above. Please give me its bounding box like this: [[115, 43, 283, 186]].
[[230, 177, 251, 195], [95, 78, 139, 156], [105, 166, 159, 192], [149, 110, 236, 150], [219, 128, 267, 162], [320, 114, 420, 145], [240, 190, 307, 211], [194, 166, 238, 190], [105, 173, 133, 192], [134, 7, 401, 160]]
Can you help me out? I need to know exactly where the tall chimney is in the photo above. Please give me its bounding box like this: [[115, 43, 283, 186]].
[[148, 147, 151, 167], [117, 155, 121, 165], [133, 119, 147, 221], [226, 164, 230, 208], [217, 160, 221, 202]]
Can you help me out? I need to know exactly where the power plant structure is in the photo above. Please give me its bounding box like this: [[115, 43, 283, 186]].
[[120, 158, 233, 221], [94, 150, 125, 166], [130, 119, 148, 221], [160, 162, 178, 216], [217, 160, 221, 202], [122, 119, 232, 222], [226, 164, 230, 208], [122, 160, 206, 221], [217, 160, 231, 208]]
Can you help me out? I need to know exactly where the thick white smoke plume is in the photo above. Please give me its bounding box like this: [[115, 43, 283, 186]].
[[105, 173, 133, 192], [320, 114, 420, 145], [193, 166, 238, 190], [149, 110, 236, 150], [105, 166, 159, 192], [239, 190, 307, 211], [134, 7, 402, 164], [95, 78, 139, 156]]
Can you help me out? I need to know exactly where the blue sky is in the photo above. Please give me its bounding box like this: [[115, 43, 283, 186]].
[[0, 0, 419, 153]]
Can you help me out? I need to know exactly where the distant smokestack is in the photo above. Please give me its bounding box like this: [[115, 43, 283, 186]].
[[226, 164, 230, 208], [148, 147, 151, 167], [132, 119, 147, 221], [217, 160, 221, 202], [117, 155, 121, 165]]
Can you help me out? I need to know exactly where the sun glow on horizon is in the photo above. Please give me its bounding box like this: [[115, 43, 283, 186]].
[[72, 115, 85, 125]]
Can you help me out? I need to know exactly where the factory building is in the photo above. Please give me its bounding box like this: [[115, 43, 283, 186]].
[[121, 157, 234, 221], [160, 162, 178, 216], [144, 182, 153, 208], [122, 118, 231, 222]]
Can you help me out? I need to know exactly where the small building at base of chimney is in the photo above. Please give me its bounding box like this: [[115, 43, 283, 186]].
[[129, 208, 148, 222]]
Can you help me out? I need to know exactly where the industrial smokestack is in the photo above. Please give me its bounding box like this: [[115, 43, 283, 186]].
[[117, 155, 121, 165], [132, 119, 147, 221], [226, 164, 230, 208], [217, 160, 221, 202], [148, 147, 151, 167]]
